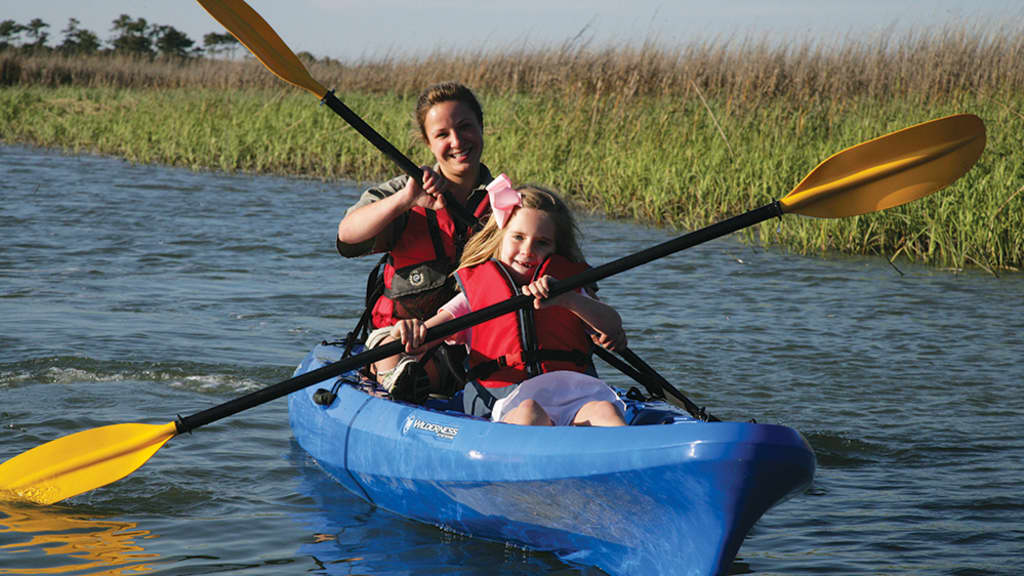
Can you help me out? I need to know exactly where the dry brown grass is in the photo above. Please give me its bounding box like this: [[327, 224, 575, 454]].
[[3, 24, 1022, 105]]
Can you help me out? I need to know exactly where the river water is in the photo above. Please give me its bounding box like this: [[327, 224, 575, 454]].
[[1, 145, 1022, 575]]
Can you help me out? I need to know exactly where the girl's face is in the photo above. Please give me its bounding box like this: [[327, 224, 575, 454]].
[[499, 208, 556, 284], [423, 100, 483, 181]]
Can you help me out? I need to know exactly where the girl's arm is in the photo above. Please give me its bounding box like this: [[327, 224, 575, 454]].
[[389, 308, 456, 353], [522, 276, 627, 350]]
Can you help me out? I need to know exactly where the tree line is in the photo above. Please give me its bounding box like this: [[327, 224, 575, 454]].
[[0, 15, 240, 58]]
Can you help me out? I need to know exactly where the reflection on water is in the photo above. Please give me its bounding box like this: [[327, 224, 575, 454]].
[[0, 504, 157, 575]]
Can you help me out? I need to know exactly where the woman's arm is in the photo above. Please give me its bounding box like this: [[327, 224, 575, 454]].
[[336, 168, 447, 248], [337, 185, 414, 246]]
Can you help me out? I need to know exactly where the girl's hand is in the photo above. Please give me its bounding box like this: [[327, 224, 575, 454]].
[[521, 275, 567, 310], [524, 275, 627, 351], [591, 327, 628, 352], [389, 318, 428, 352], [402, 167, 448, 211]]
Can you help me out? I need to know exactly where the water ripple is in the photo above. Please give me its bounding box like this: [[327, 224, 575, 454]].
[[2, 145, 1023, 575]]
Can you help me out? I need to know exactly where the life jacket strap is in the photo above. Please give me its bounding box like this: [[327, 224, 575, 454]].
[[466, 349, 591, 381]]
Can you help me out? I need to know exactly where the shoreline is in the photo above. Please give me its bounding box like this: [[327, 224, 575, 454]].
[[2, 44, 1021, 272]]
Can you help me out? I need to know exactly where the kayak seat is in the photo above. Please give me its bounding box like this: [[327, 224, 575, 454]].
[[628, 408, 681, 426], [423, 391, 465, 413]]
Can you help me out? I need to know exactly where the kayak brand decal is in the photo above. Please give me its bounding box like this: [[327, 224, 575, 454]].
[[403, 416, 459, 440]]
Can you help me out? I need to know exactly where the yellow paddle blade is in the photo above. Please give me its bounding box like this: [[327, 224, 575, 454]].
[[197, 0, 327, 98], [780, 114, 986, 218], [0, 422, 178, 505]]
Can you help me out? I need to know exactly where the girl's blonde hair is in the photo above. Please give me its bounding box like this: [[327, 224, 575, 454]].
[[458, 185, 584, 271]]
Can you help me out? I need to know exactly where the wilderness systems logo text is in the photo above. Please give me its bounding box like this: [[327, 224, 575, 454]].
[[403, 416, 459, 440]]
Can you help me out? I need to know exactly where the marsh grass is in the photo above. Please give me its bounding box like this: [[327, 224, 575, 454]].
[[1, 24, 1021, 271]]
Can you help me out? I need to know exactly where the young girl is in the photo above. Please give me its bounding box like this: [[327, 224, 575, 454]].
[[386, 175, 628, 427]]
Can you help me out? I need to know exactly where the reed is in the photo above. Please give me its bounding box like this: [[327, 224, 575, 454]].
[[1, 24, 1021, 271]]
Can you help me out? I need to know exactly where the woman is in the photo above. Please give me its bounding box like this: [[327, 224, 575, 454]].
[[336, 81, 493, 402]]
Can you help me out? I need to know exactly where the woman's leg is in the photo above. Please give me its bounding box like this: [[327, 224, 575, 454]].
[[572, 400, 627, 427]]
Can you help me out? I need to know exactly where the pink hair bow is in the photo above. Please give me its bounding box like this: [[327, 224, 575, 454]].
[[486, 173, 521, 229]]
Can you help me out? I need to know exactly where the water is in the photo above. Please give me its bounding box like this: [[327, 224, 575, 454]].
[[2, 145, 1022, 575]]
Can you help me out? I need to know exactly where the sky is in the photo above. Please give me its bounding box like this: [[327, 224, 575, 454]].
[[1, 0, 1021, 60]]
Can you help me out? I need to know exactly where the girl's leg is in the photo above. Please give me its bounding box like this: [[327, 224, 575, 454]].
[[500, 399, 554, 426], [572, 400, 627, 427]]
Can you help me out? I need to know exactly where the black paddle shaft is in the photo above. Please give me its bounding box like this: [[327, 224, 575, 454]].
[[320, 91, 477, 229], [175, 200, 783, 434]]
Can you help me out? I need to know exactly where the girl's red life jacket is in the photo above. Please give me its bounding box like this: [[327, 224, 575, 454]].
[[371, 193, 490, 327], [454, 255, 593, 390]]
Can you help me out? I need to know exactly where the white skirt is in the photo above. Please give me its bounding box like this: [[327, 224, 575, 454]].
[[491, 371, 626, 426]]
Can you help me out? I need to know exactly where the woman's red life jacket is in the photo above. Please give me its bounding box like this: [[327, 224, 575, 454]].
[[454, 255, 593, 390], [371, 192, 490, 327]]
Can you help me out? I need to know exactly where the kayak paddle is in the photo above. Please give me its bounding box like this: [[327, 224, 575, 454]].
[[194, 0, 477, 229], [0, 112, 984, 505], [591, 344, 719, 421]]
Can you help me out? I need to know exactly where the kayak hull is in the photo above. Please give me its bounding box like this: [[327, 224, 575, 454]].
[[289, 343, 815, 575]]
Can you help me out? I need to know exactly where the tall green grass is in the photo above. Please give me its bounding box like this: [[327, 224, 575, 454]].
[[1, 25, 1021, 272]]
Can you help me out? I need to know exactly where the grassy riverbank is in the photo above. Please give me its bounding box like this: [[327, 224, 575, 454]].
[[1, 28, 1022, 272]]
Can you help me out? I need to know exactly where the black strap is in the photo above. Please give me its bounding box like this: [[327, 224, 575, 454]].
[[425, 210, 447, 263], [365, 253, 387, 309], [468, 380, 499, 412], [520, 308, 540, 378], [467, 187, 489, 227], [432, 343, 468, 397], [452, 188, 488, 262], [444, 192, 477, 232], [340, 253, 388, 360]]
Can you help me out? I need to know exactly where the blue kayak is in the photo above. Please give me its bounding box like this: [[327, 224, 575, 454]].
[[288, 342, 815, 576]]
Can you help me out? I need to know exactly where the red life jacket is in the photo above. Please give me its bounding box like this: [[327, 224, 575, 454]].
[[371, 191, 490, 327], [455, 255, 593, 391]]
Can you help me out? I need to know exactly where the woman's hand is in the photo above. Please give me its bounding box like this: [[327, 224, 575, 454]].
[[401, 166, 448, 211]]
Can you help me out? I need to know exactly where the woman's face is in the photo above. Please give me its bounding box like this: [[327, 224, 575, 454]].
[[423, 100, 483, 182]]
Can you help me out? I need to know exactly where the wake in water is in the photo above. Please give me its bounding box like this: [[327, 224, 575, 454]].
[[0, 357, 289, 395]]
